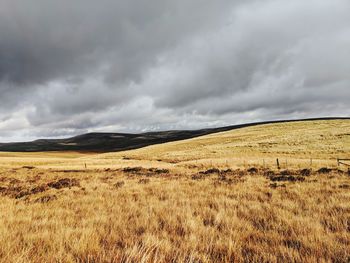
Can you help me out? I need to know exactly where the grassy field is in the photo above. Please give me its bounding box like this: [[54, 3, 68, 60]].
[[0, 120, 349, 262]]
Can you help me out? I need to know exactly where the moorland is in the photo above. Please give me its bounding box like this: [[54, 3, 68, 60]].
[[0, 119, 349, 262]]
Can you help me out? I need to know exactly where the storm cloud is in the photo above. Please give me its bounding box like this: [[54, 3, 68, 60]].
[[0, 0, 349, 141]]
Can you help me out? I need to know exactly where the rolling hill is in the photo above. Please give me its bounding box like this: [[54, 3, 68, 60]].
[[97, 118, 350, 170], [0, 117, 348, 152]]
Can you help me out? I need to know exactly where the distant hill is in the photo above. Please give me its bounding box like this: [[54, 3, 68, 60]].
[[0, 117, 348, 152]]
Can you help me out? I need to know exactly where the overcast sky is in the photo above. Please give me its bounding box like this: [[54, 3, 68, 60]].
[[0, 0, 349, 141]]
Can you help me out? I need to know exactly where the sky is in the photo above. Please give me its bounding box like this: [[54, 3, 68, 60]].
[[0, 0, 349, 141]]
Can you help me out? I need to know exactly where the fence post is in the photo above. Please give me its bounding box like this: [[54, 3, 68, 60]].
[[276, 158, 280, 170]]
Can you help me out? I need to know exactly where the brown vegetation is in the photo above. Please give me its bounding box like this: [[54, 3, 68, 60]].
[[0, 166, 349, 262]]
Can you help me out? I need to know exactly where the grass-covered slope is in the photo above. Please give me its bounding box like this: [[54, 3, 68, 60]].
[[0, 117, 348, 152], [101, 119, 350, 170]]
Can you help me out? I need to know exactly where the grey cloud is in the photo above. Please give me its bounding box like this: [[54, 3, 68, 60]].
[[0, 0, 349, 140], [150, 0, 350, 114], [0, 0, 234, 86]]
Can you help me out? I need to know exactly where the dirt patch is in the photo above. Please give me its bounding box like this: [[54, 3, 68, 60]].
[[138, 178, 150, 184], [283, 239, 303, 250], [30, 185, 48, 194], [22, 166, 35, 170], [0, 176, 80, 200], [300, 169, 311, 176], [264, 170, 275, 177], [9, 178, 21, 184], [62, 170, 84, 173], [247, 167, 258, 174], [192, 174, 205, 180], [0, 177, 21, 183], [317, 167, 332, 174], [34, 194, 58, 203], [15, 185, 48, 199], [148, 168, 169, 174], [280, 170, 294, 176], [52, 170, 85, 173], [212, 172, 245, 186], [270, 175, 305, 182], [0, 186, 23, 198], [14, 191, 30, 199], [194, 168, 251, 180], [199, 168, 221, 175], [123, 167, 143, 173], [269, 183, 286, 189], [123, 167, 171, 177], [0, 184, 48, 199], [47, 178, 80, 189], [103, 168, 118, 172], [215, 175, 235, 185]]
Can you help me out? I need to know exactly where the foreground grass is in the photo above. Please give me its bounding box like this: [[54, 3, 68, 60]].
[[0, 167, 349, 262]]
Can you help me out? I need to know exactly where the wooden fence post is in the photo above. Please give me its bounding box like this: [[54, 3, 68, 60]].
[[276, 158, 280, 170]]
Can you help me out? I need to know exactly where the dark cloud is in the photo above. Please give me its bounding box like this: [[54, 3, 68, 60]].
[[0, 0, 349, 141], [0, 0, 233, 85]]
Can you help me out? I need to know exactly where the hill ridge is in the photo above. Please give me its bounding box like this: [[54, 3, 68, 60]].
[[0, 117, 349, 152]]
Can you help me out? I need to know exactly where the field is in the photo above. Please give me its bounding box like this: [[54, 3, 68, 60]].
[[0, 120, 349, 262]]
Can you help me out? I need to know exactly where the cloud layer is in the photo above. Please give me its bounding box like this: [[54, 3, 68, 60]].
[[0, 0, 349, 141]]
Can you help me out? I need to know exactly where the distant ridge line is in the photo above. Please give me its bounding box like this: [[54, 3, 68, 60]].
[[0, 117, 349, 152]]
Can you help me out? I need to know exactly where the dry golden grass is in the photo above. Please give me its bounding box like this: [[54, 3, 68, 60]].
[[0, 120, 349, 262]]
